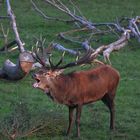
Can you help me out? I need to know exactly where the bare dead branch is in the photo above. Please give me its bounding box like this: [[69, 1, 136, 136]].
[[31, 0, 74, 22], [58, 27, 89, 44], [78, 30, 130, 64], [58, 27, 89, 36], [93, 22, 124, 32], [0, 16, 10, 19], [128, 16, 140, 42], [0, 23, 9, 51], [31, 0, 97, 30], [6, 0, 25, 52], [68, 0, 87, 21], [58, 27, 115, 46], [58, 33, 82, 44], [103, 30, 130, 64], [31, 0, 140, 66], [21, 124, 46, 138], [51, 43, 78, 55], [81, 40, 93, 50]]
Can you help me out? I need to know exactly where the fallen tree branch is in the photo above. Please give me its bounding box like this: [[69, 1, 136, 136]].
[[32, 0, 97, 30], [89, 30, 130, 64], [51, 43, 78, 55], [82, 40, 93, 50], [6, 0, 25, 53], [128, 16, 140, 42], [32, 0, 140, 65], [58, 27, 89, 44], [103, 30, 130, 64]]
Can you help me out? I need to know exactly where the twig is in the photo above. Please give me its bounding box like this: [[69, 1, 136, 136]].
[[69, 0, 86, 20], [0, 16, 10, 19], [43, 0, 97, 30], [31, 0, 74, 22], [58, 27, 89, 44], [0, 40, 17, 52], [21, 124, 46, 137], [1, 23, 9, 51]]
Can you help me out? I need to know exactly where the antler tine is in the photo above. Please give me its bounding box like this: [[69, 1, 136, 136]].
[[35, 41, 46, 65], [76, 48, 93, 65], [35, 36, 57, 69], [39, 36, 47, 59], [32, 41, 46, 67], [54, 51, 65, 69], [48, 55, 55, 69]]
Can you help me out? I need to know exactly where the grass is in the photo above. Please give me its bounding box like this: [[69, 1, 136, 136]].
[[0, 0, 140, 139]]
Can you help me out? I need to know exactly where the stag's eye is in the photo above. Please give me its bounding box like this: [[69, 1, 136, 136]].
[[42, 73, 47, 76]]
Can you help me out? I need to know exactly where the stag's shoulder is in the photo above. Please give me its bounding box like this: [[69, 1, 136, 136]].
[[89, 64, 120, 76], [101, 65, 120, 79]]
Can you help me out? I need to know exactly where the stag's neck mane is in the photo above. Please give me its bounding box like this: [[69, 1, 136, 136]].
[[47, 72, 76, 104]]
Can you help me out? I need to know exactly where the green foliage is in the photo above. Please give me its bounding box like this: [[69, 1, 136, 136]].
[[0, 0, 140, 139]]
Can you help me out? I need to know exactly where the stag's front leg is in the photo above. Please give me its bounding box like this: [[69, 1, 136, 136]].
[[75, 105, 82, 137], [66, 106, 75, 136]]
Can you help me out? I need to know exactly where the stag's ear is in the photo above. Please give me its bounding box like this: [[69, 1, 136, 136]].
[[58, 69, 64, 74], [53, 69, 64, 76], [47, 69, 64, 77]]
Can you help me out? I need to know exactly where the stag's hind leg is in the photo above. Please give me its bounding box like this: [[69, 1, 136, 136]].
[[101, 93, 115, 130]]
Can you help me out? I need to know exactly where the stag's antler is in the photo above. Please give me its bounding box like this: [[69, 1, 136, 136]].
[[57, 48, 96, 69], [32, 44, 66, 70], [32, 38, 105, 70], [32, 37, 67, 70], [32, 37, 50, 68]]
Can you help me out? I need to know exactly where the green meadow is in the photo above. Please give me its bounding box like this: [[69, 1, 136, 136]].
[[0, 0, 140, 139]]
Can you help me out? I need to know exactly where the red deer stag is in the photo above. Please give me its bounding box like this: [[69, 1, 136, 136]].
[[32, 48, 120, 137]]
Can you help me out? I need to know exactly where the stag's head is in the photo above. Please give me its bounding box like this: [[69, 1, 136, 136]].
[[32, 69, 50, 93], [32, 68, 64, 93], [31, 38, 65, 93]]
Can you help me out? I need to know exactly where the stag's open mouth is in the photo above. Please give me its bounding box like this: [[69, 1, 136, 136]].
[[32, 77, 49, 93]]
